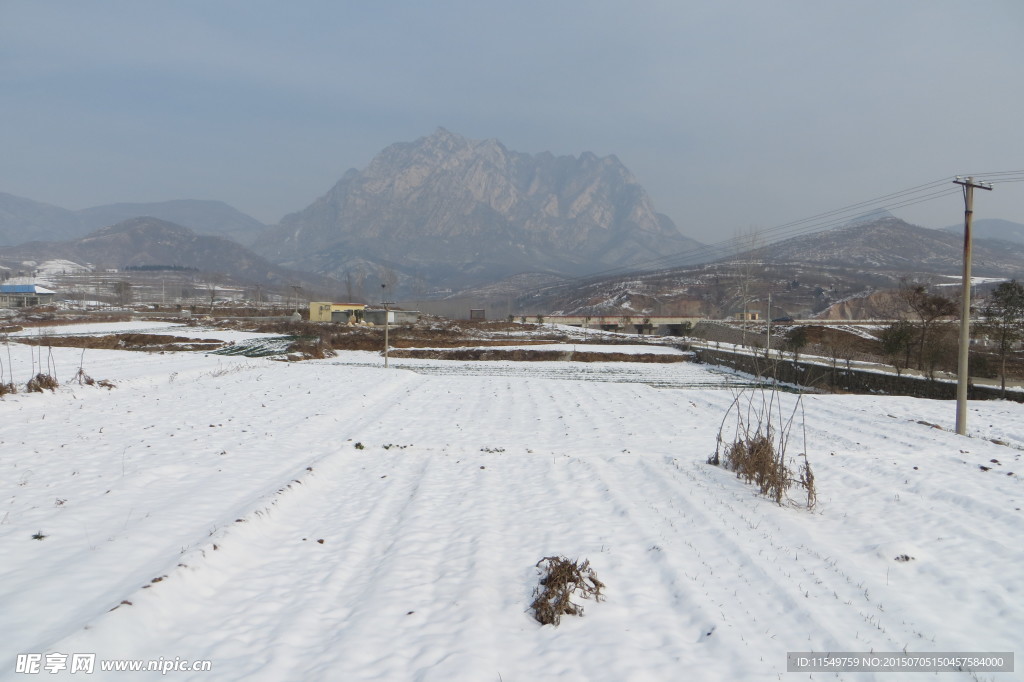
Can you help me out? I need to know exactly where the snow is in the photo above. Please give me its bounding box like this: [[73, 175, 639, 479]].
[[8, 321, 277, 345], [8, 321, 189, 338], [1, 342, 1022, 681], [35, 260, 93, 278]]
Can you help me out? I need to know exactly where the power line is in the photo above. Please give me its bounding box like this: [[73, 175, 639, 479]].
[[511, 173, 1001, 302], [524, 181, 963, 292], [963, 169, 1024, 177]]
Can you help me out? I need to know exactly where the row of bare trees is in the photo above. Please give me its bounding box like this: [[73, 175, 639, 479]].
[[878, 281, 958, 379], [980, 280, 1024, 393], [878, 278, 1024, 394]]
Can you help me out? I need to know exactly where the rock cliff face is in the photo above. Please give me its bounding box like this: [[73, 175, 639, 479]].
[[254, 128, 702, 290]]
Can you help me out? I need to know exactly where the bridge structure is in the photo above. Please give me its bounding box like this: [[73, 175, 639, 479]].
[[537, 315, 704, 336], [529, 316, 893, 339]]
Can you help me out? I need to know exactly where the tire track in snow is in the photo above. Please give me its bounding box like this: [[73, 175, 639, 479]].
[[4, 365, 427, 658], [652, 457, 911, 649], [654, 451, 1023, 660], [51, 448, 437, 681], [568, 452, 906, 679], [55, 448, 561, 681]]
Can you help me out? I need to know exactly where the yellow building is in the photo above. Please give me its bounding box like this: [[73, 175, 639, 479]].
[[309, 302, 365, 322]]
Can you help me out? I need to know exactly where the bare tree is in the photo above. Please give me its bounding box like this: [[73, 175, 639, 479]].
[[113, 281, 132, 307], [899, 280, 957, 370], [879, 320, 914, 377], [979, 280, 1024, 395], [733, 229, 764, 346], [701, 278, 728, 319], [785, 326, 809, 366], [380, 267, 399, 296], [344, 271, 355, 302], [823, 329, 852, 389], [921, 326, 957, 380], [351, 271, 366, 302], [834, 332, 859, 373], [205, 274, 224, 314]]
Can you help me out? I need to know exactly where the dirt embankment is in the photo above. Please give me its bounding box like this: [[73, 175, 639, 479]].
[[15, 333, 223, 352], [388, 348, 692, 363]]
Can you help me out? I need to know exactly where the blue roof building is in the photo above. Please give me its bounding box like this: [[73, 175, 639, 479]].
[[0, 284, 57, 307]]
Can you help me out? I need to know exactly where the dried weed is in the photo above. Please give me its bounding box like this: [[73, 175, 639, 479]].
[[530, 556, 605, 626]]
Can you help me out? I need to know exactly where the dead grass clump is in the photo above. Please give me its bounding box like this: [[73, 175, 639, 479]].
[[709, 386, 817, 509], [724, 432, 790, 503], [26, 373, 59, 393], [530, 556, 605, 626], [71, 368, 115, 389], [0, 382, 16, 396]]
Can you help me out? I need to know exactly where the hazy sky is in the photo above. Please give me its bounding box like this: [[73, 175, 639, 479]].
[[3, 0, 1022, 242]]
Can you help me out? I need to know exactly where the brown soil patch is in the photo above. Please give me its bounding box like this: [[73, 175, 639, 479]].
[[15, 333, 223, 352], [388, 348, 692, 363]]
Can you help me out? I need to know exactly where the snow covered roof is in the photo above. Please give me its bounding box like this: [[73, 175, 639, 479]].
[[0, 284, 56, 294]]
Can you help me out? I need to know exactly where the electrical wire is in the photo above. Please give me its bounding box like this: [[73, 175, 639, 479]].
[[512, 173, 1011, 302], [523, 183, 961, 292]]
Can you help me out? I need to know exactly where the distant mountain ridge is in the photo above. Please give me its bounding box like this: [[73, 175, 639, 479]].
[[76, 200, 267, 246], [0, 193, 85, 246], [0, 217, 335, 293], [253, 128, 704, 291], [758, 217, 1024, 275], [516, 217, 1024, 317], [941, 218, 1024, 246], [0, 194, 267, 247]]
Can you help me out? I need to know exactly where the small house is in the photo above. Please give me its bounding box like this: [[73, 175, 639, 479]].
[[0, 284, 57, 308], [309, 302, 365, 323], [363, 309, 420, 326]]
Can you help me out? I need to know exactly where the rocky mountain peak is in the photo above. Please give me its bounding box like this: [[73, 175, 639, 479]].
[[254, 130, 703, 292]]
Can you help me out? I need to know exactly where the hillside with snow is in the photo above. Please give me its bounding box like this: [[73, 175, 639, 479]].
[[0, 324, 1021, 680]]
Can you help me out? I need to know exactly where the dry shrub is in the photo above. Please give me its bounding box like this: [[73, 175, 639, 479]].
[[71, 368, 115, 389], [0, 382, 16, 396], [26, 373, 59, 393], [530, 556, 604, 626], [724, 432, 790, 503], [709, 386, 816, 509]]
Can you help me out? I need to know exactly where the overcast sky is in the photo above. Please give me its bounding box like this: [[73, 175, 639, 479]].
[[2, 0, 1022, 243]]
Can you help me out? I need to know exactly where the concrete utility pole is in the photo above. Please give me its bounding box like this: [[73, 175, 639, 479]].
[[952, 176, 993, 435], [381, 284, 394, 368]]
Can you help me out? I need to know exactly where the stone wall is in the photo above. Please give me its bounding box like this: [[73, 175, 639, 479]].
[[693, 348, 1024, 403]]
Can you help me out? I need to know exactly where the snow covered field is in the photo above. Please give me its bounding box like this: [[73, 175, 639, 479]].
[[1, 340, 1021, 681]]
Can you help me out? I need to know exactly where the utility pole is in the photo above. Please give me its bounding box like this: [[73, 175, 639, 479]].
[[953, 176, 993, 435], [381, 284, 394, 368]]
